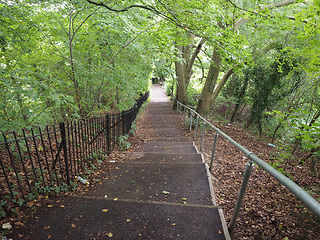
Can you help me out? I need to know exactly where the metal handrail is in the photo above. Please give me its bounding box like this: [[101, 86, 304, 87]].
[[175, 100, 320, 233]]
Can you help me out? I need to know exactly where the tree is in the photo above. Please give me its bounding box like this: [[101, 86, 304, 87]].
[[0, 0, 155, 132], [195, 0, 304, 115]]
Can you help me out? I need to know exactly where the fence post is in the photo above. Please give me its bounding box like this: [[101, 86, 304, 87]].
[[209, 132, 219, 172], [229, 159, 254, 234], [189, 111, 193, 131], [106, 114, 111, 153], [200, 121, 206, 151], [183, 106, 186, 124], [59, 122, 71, 185], [194, 115, 199, 140], [122, 111, 125, 135]]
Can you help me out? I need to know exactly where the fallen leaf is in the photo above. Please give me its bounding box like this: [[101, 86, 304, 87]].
[[126, 219, 131, 222], [71, 224, 76, 228], [47, 205, 53, 208], [102, 209, 109, 212], [107, 232, 113, 237], [43, 226, 50, 230], [60, 205, 65, 208], [14, 222, 24, 227], [162, 191, 170, 195]]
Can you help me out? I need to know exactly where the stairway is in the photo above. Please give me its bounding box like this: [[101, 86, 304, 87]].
[[82, 86, 228, 239], [8, 85, 229, 240]]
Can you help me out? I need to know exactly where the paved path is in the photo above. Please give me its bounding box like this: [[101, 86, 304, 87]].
[[9, 84, 229, 239]]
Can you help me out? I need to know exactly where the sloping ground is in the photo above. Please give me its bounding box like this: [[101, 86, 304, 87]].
[[5, 85, 228, 240], [177, 107, 320, 239]]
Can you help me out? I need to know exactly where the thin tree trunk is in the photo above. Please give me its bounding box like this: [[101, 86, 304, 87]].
[[210, 68, 234, 106], [230, 76, 249, 122], [292, 106, 320, 154]]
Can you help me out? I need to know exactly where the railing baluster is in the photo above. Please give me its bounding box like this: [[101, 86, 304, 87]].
[[70, 121, 77, 175], [200, 121, 206, 151], [3, 133, 25, 199], [229, 160, 254, 234], [53, 125, 63, 177], [46, 126, 60, 185], [22, 129, 39, 185], [189, 111, 193, 132], [59, 122, 70, 185], [209, 132, 219, 172], [107, 114, 111, 154], [0, 154, 14, 199], [194, 115, 199, 140], [13, 132, 32, 193], [38, 127, 53, 183], [31, 128, 46, 187]]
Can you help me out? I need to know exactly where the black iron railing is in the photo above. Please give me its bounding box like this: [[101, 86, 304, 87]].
[[0, 91, 149, 218]]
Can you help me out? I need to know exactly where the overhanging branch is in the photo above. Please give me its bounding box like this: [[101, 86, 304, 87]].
[[233, 0, 298, 29]]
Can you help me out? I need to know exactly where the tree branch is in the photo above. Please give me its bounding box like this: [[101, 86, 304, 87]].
[[186, 38, 206, 74], [233, 0, 297, 29], [86, 0, 202, 40], [71, 7, 101, 42], [108, 20, 162, 65], [86, 0, 155, 12]]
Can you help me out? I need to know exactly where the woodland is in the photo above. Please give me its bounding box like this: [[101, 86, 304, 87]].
[[1, 0, 319, 161], [1, 0, 320, 238]]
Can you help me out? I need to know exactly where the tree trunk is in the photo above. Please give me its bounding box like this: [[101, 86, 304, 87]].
[[173, 45, 188, 109], [230, 76, 249, 122], [196, 48, 221, 115], [173, 37, 205, 109], [209, 68, 234, 107]]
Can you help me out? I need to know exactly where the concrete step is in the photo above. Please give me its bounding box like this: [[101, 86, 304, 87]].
[[88, 162, 214, 205], [138, 141, 194, 147], [114, 152, 203, 163], [148, 129, 187, 138], [148, 136, 191, 142], [18, 195, 225, 239], [139, 145, 198, 154]]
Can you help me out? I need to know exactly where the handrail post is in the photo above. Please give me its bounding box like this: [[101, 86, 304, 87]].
[[200, 121, 206, 151], [183, 106, 186, 124], [229, 159, 254, 234], [209, 132, 219, 172], [194, 115, 199, 140], [176, 102, 179, 114], [189, 111, 193, 132]]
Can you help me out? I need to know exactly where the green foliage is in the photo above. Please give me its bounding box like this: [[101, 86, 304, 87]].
[[118, 134, 131, 150], [0, 0, 154, 133], [129, 122, 137, 136]]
